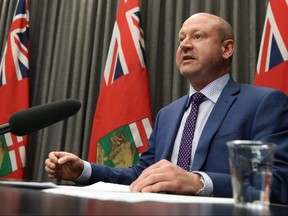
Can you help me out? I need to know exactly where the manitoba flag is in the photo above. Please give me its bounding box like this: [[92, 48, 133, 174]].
[[0, 0, 30, 178], [88, 0, 153, 168], [254, 0, 288, 94]]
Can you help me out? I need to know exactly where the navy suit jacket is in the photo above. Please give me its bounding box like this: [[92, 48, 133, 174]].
[[89, 78, 288, 204]]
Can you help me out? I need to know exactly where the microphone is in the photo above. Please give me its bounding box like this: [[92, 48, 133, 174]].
[[0, 99, 81, 136]]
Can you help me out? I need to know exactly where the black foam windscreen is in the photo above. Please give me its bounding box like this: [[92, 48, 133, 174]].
[[8, 99, 81, 136]]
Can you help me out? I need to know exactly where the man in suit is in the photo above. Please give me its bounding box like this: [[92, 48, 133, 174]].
[[45, 12, 288, 204]]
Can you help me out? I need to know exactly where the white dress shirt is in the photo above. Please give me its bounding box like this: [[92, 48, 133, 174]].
[[171, 73, 230, 196]]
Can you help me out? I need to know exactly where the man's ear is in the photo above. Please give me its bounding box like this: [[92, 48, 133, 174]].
[[222, 39, 234, 60]]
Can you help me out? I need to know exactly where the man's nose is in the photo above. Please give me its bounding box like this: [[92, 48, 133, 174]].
[[179, 38, 193, 50]]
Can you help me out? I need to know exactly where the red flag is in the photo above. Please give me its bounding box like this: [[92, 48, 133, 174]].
[[0, 0, 30, 178], [88, 0, 153, 168], [254, 0, 288, 94]]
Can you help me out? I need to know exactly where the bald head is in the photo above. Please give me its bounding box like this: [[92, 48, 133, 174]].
[[186, 13, 234, 42]]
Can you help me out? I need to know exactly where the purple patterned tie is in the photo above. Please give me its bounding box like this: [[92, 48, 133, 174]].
[[177, 92, 205, 171]]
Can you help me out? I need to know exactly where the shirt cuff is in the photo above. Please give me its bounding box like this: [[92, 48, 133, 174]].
[[74, 160, 92, 184], [192, 171, 214, 196]]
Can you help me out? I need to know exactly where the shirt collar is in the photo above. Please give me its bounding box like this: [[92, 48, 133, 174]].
[[185, 73, 230, 109]]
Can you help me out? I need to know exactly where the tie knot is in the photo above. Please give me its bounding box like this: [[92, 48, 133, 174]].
[[191, 92, 205, 105]]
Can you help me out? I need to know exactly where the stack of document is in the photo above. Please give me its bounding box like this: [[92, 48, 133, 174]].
[[0, 180, 234, 203], [43, 181, 234, 203]]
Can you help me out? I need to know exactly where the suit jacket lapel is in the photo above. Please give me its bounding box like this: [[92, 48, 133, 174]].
[[160, 96, 188, 160], [192, 78, 240, 170]]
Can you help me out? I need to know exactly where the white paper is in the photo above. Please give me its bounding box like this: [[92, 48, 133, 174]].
[[43, 181, 234, 204]]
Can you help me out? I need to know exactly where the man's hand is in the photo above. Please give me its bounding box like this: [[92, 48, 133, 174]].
[[129, 159, 203, 195], [45, 151, 84, 180]]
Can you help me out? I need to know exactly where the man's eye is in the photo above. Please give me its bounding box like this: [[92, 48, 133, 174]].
[[178, 38, 184, 44], [193, 34, 202, 40]]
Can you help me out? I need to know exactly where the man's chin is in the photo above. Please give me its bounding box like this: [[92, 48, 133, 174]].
[[179, 68, 199, 78]]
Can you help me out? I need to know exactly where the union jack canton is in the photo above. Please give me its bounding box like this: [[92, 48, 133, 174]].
[[0, 0, 29, 86]]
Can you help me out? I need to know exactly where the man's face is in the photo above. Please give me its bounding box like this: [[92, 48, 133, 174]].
[[176, 14, 225, 85]]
